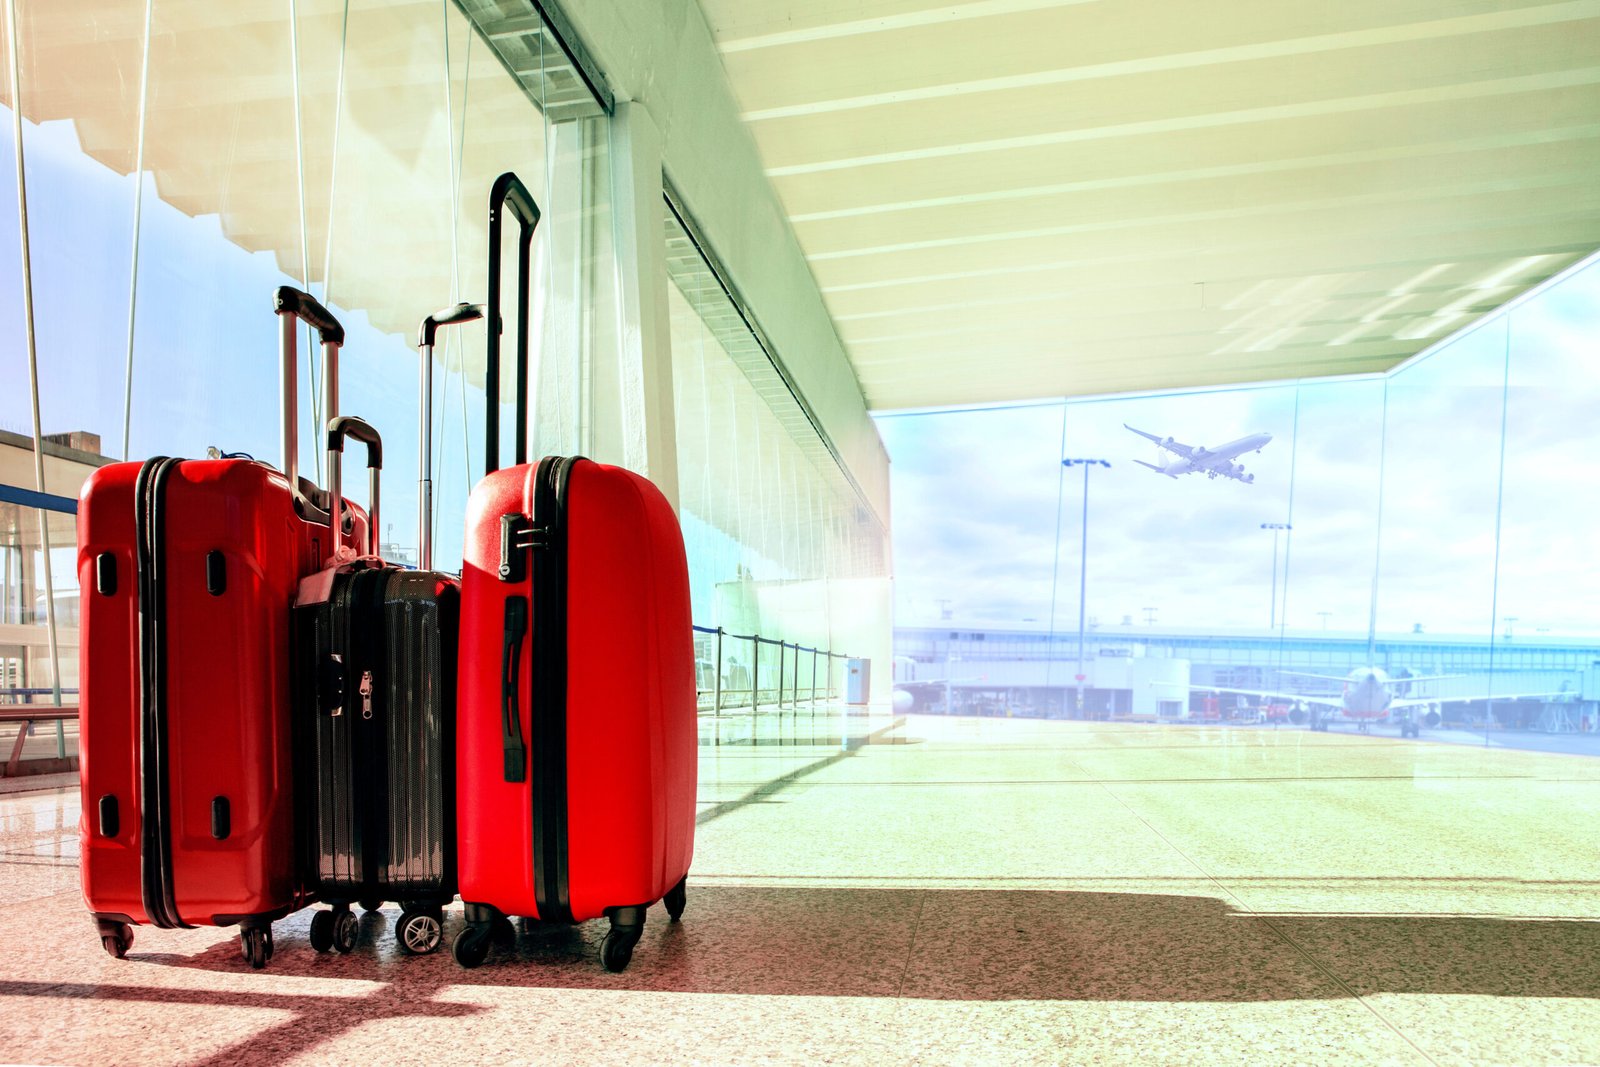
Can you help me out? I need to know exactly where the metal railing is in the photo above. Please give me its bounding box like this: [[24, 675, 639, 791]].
[[692, 625, 855, 716]]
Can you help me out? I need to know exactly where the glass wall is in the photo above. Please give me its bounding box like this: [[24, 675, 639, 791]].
[[666, 200, 891, 713], [1, 1, 570, 566], [0, 2, 613, 770], [883, 251, 1600, 742]]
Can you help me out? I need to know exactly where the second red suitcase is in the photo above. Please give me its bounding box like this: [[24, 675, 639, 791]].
[[451, 174, 697, 972]]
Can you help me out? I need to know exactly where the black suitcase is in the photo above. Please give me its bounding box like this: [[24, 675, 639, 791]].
[[293, 357, 467, 954]]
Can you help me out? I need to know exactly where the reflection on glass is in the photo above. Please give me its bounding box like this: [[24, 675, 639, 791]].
[[667, 205, 890, 681]]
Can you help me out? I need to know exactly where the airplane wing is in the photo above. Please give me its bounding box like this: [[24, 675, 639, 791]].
[[1391, 690, 1570, 709], [1124, 424, 1193, 457], [1189, 685, 1346, 710], [1134, 460, 1176, 477], [1277, 670, 1354, 685]]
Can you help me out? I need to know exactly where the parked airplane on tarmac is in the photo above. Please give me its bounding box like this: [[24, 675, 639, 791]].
[[1195, 667, 1568, 738], [1124, 425, 1272, 482]]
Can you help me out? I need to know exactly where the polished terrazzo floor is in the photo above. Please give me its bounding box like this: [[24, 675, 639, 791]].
[[3, 710, 1598, 1065]]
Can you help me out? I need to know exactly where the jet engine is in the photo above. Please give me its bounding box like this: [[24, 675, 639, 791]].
[[1421, 706, 1441, 729], [1287, 706, 1308, 725], [892, 689, 916, 713]]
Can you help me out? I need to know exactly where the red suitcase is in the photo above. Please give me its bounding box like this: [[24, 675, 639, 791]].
[[452, 174, 696, 972], [78, 288, 366, 968]]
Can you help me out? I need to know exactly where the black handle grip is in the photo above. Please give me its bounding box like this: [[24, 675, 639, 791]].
[[418, 302, 486, 349], [485, 172, 542, 477], [273, 285, 346, 347], [502, 596, 529, 783], [326, 415, 382, 469]]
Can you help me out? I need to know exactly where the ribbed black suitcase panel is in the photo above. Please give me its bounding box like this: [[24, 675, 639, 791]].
[[296, 568, 381, 898], [379, 570, 458, 897]]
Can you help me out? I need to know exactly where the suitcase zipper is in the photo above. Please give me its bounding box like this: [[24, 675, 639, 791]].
[[134, 457, 190, 930], [528, 455, 578, 924]]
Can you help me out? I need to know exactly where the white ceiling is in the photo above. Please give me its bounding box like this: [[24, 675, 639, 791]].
[[695, 0, 1600, 410]]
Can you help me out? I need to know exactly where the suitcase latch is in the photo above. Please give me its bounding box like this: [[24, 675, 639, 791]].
[[359, 670, 374, 720], [498, 514, 551, 583]]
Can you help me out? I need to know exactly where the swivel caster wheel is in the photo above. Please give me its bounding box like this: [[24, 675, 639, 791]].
[[492, 914, 517, 946], [600, 930, 638, 973], [240, 927, 273, 970], [664, 876, 687, 922], [359, 898, 384, 913], [452, 924, 492, 969], [98, 921, 134, 960], [396, 910, 444, 956], [601, 906, 646, 973], [333, 908, 360, 954]]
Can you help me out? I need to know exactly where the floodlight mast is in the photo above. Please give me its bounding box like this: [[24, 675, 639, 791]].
[[1063, 458, 1110, 717], [1260, 522, 1292, 629]]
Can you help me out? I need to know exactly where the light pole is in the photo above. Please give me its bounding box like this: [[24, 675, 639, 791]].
[[1064, 458, 1110, 718], [1260, 522, 1291, 629], [1317, 611, 1332, 631]]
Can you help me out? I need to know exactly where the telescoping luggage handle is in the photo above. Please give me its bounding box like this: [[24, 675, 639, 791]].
[[273, 286, 345, 512], [326, 415, 381, 562], [416, 303, 484, 570], [483, 171, 540, 478]]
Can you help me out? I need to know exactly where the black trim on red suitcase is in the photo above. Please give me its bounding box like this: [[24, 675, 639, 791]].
[[528, 455, 579, 924], [135, 456, 190, 930]]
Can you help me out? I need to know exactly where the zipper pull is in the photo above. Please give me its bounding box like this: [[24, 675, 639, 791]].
[[359, 670, 374, 720]]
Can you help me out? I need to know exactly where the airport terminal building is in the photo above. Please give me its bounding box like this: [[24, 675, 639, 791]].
[[896, 623, 1600, 729]]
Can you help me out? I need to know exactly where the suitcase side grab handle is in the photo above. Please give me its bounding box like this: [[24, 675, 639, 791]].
[[502, 596, 529, 782]]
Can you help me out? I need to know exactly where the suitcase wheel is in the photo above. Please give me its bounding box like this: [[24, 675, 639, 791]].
[[333, 909, 360, 954], [240, 927, 273, 970], [309, 909, 335, 953], [451, 923, 492, 969], [664, 877, 688, 923], [600, 929, 638, 973], [99, 922, 134, 960], [601, 906, 647, 974], [396, 910, 444, 956], [359, 898, 385, 913]]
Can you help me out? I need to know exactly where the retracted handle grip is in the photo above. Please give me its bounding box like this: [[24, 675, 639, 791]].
[[484, 172, 542, 478], [416, 303, 484, 570], [274, 286, 346, 500], [326, 415, 382, 560]]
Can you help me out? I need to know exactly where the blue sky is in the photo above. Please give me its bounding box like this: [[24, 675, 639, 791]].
[[875, 252, 1600, 640]]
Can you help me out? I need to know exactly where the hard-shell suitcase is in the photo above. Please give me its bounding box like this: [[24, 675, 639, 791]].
[[451, 174, 697, 973], [78, 288, 365, 968], [292, 307, 480, 957]]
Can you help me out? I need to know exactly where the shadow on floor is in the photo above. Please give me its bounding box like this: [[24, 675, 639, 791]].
[[14, 885, 1600, 1005]]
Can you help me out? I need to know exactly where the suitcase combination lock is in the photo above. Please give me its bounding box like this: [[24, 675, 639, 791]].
[[498, 514, 551, 583]]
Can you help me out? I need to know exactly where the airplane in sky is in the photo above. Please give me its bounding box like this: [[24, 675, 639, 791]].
[[1194, 667, 1569, 738], [1124, 425, 1272, 483]]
